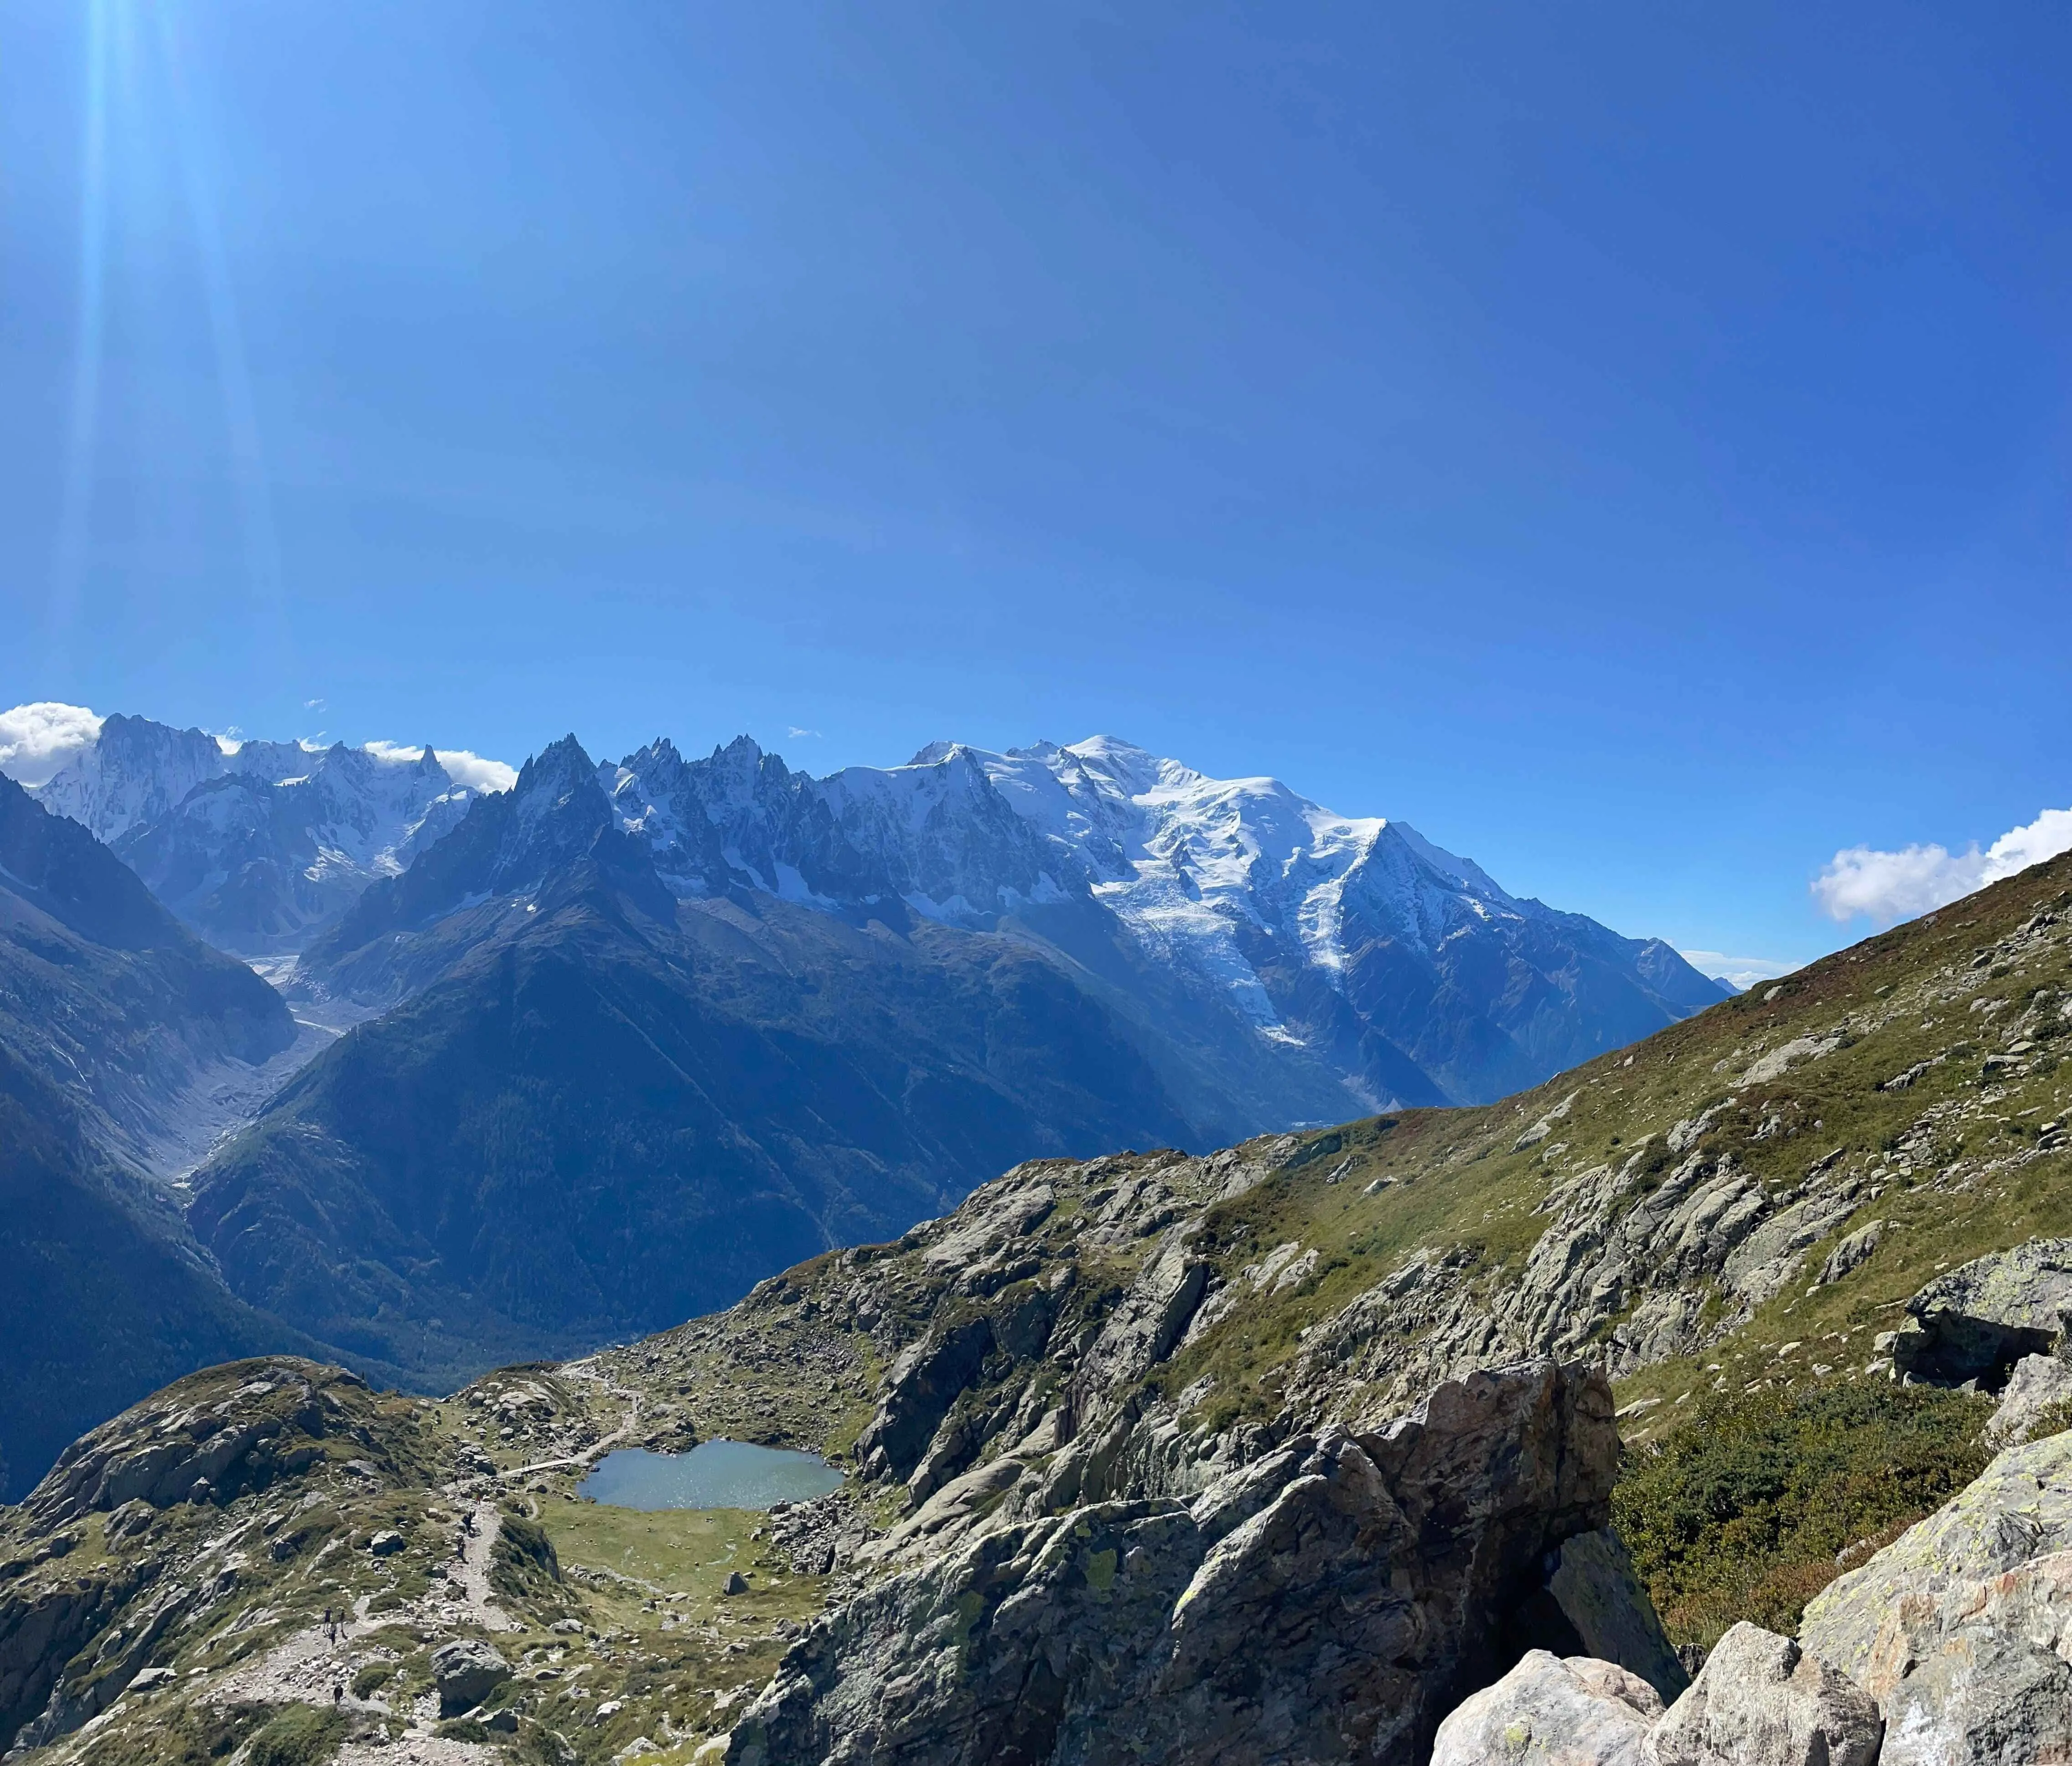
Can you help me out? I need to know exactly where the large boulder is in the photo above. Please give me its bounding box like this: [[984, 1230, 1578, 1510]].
[[1644, 1623, 1880, 1766], [432, 1637, 511, 1717], [726, 1359, 1619, 1766], [1986, 1352, 2072, 1446], [1801, 1429, 2072, 1678], [1891, 1238, 2072, 1388], [1430, 1651, 1661, 1765], [1544, 1529, 1689, 1703], [1843, 1550, 2072, 1766], [1802, 1429, 2072, 1766]]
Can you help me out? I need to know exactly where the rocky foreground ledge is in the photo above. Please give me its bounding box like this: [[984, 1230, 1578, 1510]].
[[729, 1360, 1651, 1766]]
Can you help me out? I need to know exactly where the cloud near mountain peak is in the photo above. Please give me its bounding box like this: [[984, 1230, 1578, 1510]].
[[1814, 803, 2072, 925]]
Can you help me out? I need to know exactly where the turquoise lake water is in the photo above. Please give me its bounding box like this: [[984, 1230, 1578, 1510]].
[[577, 1441, 845, 1511]]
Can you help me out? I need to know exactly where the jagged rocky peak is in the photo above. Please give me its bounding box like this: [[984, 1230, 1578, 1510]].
[[108, 732, 484, 955], [601, 731, 1074, 924], [32, 712, 240, 843]]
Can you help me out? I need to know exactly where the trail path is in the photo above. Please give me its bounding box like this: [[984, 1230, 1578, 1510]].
[[502, 1359, 645, 1481], [207, 1499, 515, 1719]]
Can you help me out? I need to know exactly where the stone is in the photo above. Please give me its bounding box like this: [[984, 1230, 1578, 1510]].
[[1644, 1623, 1880, 1766], [1813, 1220, 1884, 1289], [1801, 1429, 2072, 1680], [1985, 1351, 2072, 1446], [722, 1571, 748, 1595], [368, 1529, 406, 1556], [1544, 1530, 1689, 1702], [1846, 1549, 2072, 1766], [726, 1359, 1619, 1766], [1430, 1651, 1661, 1765], [1801, 1427, 2072, 1764], [432, 1637, 511, 1717], [1891, 1237, 2072, 1387], [852, 1316, 996, 1480]]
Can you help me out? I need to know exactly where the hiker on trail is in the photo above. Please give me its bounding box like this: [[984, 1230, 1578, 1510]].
[[333, 1684, 343, 1705]]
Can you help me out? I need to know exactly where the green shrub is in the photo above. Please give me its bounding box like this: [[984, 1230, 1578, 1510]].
[[1612, 1378, 1992, 1648], [84, 1701, 270, 1766]]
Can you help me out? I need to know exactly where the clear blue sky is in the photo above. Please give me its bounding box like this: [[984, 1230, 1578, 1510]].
[[2, 1, 2068, 974]]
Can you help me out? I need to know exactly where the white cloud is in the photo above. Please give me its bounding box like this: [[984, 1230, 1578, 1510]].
[[1814, 804, 2072, 925], [435, 749, 518, 793], [0, 701, 103, 786], [787, 726, 824, 740], [304, 697, 327, 712], [1677, 949, 1797, 992], [363, 739, 518, 794]]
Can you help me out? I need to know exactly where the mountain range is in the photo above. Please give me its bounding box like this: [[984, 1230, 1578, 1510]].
[[0, 709, 1730, 1480], [32, 713, 489, 956]]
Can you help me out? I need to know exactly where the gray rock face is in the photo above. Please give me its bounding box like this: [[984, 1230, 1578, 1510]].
[[1801, 1429, 2072, 1765], [1644, 1623, 1880, 1766], [1280, 1140, 1880, 1424], [1891, 1237, 2072, 1387], [1814, 1219, 1885, 1289], [1545, 1530, 1689, 1704], [25, 1361, 368, 1529], [1801, 1430, 2072, 1680], [1843, 1549, 2072, 1766], [851, 1316, 998, 1482], [1986, 1352, 2072, 1446], [432, 1637, 510, 1717], [1430, 1651, 1662, 1766], [727, 1359, 1618, 1766]]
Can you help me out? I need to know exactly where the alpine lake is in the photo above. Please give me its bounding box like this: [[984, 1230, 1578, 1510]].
[[578, 1440, 845, 1512]]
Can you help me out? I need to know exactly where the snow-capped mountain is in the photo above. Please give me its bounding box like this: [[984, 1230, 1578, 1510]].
[[589, 731, 1725, 1107], [601, 736, 1075, 918], [31, 714, 305, 846], [16, 707, 1724, 1106], [9, 712, 510, 955], [111, 742, 478, 955]]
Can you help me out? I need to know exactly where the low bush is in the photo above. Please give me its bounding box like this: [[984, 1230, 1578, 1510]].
[[1612, 1378, 1993, 1647]]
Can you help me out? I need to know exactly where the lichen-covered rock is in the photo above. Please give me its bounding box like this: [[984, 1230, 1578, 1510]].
[[432, 1637, 510, 1716], [727, 1359, 1618, 1766], [1545, 1530, 1688, 1703], [1800, 1429, 2072, 1680], [1430, 1651, 1661, 1764], [1892, 1237, 2072, 1386], [1801, 1426, 2072, 1764], [1845, 1549, 2072, 1765], [1644, 1623, 1880, 1766]]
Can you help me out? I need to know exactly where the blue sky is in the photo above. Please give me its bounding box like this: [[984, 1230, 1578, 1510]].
[[2, 1, 2068, 977]]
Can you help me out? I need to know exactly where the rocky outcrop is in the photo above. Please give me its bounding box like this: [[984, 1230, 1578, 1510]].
[[1986, 1352, 2072, 1446], [433, 1638, 512, 1717], [1644, 1623, 1880, 1766], [1891, 1238, 2072, 1389], [1802, 1428, 2072, 1765], [1801, 1430, 2072, 1679], [1543, 1530, 1688, 1703], [0, 1579, 128, 1753], [23, 1359, 412, 1528], [728, 1359, 1618, 1766], [1430, 1651, 1662, 1766], [1280, 1141, 1877, 1423]]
